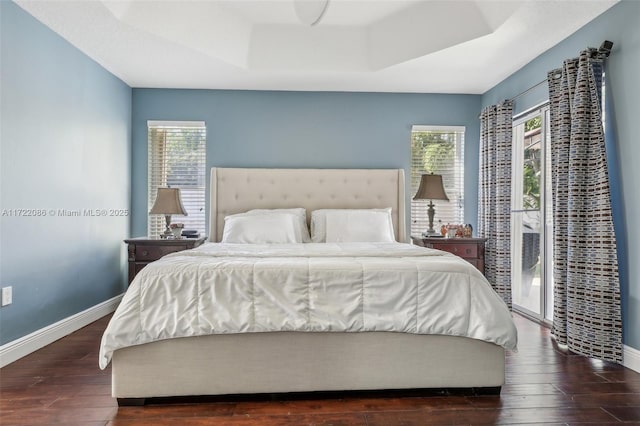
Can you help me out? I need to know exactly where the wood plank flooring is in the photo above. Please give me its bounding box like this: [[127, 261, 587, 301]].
[[1, 314, 639, 425]]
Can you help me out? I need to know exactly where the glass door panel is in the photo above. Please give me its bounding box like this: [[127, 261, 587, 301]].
[[511, 108, 552, 321], [511, 114, 542, 316]]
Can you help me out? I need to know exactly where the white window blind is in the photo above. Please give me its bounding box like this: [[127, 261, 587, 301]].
[[410, 125, 465, 236], [148, 121, 206, 237]]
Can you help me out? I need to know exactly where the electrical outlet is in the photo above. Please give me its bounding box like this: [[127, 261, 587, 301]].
[[2, 287, 12, 306]]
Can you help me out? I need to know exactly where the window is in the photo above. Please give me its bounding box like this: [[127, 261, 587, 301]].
[[148, 121, 206, 237], [410, 125, 465, 236]]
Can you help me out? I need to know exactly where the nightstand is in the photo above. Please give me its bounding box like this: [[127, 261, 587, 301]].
[[124, 237, 206, 284], [411, 236, 486, 275]]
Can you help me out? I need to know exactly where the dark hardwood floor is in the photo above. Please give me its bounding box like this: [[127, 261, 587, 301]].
[[1, 314, 639, 425]]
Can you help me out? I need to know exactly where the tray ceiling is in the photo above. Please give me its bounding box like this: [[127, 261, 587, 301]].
[[15, 0, 618, 93]]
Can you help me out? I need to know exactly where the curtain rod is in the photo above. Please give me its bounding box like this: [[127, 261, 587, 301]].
[[508, 79, 548, 102], [480, 40, 614, 113]]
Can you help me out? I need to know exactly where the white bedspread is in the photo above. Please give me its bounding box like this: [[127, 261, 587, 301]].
[[99, 242, 517, 369]]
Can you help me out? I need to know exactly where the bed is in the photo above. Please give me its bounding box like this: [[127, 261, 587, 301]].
[[101, 167, 517, 405]]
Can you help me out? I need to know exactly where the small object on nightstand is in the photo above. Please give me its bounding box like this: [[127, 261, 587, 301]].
[[182, 229, 200, 238], [447, 226, 457, 238], [124, 236, 206, 285], [426, 232, 444, 238], [170, 223, 184, 238]]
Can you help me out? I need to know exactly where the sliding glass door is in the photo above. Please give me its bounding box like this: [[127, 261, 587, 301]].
[[511, 107, 553, 321]]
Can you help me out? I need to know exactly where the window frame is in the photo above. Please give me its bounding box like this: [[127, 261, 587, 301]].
[[147, 120, 207, 237], [410, 125, 465, 237]]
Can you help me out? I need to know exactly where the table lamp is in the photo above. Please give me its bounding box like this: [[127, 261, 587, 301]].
[[413, 174, 449, 237], [149, 187, 188, 238]]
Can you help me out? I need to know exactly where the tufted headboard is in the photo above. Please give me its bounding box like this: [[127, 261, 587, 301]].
[[209, 168, 406, 243]]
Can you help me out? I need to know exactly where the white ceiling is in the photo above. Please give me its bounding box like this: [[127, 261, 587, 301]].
[[15, 0, 618, 94]]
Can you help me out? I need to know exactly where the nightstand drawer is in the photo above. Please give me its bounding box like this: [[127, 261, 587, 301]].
[[430, 243, 478, 258], [135, 245, 184, 261]]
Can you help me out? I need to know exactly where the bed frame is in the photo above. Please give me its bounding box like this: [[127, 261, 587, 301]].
[[112, 168, 505, 405]]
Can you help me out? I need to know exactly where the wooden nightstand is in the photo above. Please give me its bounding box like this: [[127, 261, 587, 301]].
[[411, 236, 486, 275], [124, 237, 206, 284]]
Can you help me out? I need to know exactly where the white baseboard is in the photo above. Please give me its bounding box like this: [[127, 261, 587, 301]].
[[624, 344, 640, 373], [0, 294, 123, 368]]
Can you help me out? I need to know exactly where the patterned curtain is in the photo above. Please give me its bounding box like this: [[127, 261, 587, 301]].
[[478, 101, 513, 309], [547, 49, 622, 363]]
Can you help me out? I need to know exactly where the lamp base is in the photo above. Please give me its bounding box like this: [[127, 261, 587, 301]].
[[158, 214, 173, 239]]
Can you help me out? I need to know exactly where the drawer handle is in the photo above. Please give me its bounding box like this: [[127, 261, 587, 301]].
[[142, 250, 149, 256], [453, 247, 458, 253]]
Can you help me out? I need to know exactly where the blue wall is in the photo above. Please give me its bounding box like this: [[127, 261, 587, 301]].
[[0, 2, 132, 344], [482, 0, 640, 351], [131, 90, 481, 238]]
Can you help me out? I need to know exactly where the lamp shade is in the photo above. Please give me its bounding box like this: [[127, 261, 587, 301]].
[[149, 188, 188, 216], [413, 174, 449, 201]]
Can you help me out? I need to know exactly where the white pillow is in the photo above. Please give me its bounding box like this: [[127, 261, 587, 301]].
[[222, 213, 299, 243], [311, 208, 395, 243], [229, 208, 311, 243]]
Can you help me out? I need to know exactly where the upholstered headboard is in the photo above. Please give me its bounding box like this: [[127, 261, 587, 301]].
[[209, 168, 406, 243]]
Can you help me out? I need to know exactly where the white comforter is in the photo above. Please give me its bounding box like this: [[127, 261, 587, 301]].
[[99, 242, 517, 368]]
